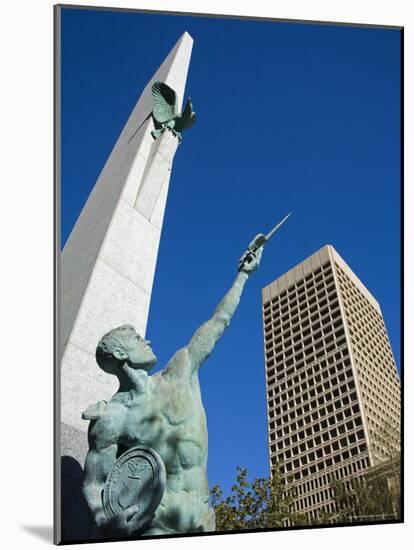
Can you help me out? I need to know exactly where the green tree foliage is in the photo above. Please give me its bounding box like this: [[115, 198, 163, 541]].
[[330, 472, 398, 523], [210, 466, 297, 531], [330, 420, 401, 523], [212, 416, 401, 531], [369, 420, 401, 518]]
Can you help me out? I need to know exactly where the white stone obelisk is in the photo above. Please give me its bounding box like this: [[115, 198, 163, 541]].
[[58, 32, 193, 541]]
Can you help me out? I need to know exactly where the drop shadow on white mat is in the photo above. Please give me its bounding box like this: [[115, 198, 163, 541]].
[[20, 526, 53, 543]]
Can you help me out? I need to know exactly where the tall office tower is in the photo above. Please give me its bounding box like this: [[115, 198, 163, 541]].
[[261, 245, 400, 523]]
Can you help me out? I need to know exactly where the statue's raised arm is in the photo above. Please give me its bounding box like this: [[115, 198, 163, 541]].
[[184, 213, 291, 373], [185, 244, 263, 373]]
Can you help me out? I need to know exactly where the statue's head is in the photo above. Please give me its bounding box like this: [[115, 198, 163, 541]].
[[95, 324, 157, 375]]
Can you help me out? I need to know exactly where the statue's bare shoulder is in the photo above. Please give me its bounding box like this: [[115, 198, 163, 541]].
[[86, 398, 127, 449], [161, 346, 193, 381]]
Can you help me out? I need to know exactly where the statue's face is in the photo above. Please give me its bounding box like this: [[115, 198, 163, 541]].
[[121, 326, 157, 371]]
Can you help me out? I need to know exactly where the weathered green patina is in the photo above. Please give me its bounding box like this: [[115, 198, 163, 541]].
[[129, 81, 196, 145], [82, 242, 263, 537], [150, 81, 196, 143], [238, 213, 291, 272]]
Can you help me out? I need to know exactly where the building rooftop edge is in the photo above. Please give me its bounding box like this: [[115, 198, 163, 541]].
[[329, 245, 381, 314], [261, 244, 381, 314]]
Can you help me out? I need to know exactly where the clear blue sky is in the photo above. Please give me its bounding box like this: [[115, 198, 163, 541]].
[[60, 7, 401, 496]]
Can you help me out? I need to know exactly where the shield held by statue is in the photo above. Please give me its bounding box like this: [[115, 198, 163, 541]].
[[103, 446, 167, 521]]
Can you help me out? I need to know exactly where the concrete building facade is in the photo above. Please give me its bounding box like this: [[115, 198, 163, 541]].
[[261, 245, 400, 522]]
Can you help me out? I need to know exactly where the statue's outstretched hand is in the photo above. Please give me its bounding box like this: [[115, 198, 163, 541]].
[[99, 505, 155, 536], [238, 245, 263, 274]]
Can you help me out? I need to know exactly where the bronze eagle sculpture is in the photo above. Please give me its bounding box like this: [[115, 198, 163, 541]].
[[129, 81, 196, 144]]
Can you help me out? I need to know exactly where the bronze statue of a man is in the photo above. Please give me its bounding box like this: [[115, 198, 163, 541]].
[[82, 243, 263, 536]]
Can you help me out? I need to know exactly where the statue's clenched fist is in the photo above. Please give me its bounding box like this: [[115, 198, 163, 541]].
[[238, 245, 263, 274]]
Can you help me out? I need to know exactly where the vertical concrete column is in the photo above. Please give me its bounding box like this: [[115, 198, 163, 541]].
[[57, 32, 193, 542]]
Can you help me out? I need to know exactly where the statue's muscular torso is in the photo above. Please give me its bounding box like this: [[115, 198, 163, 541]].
[[91, 348, 215, 535], [84, 268, 256, 536]]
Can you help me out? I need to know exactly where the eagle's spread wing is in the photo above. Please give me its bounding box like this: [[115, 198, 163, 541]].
[[151, 81, 177, 124], [174, 99, 196, 132]]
